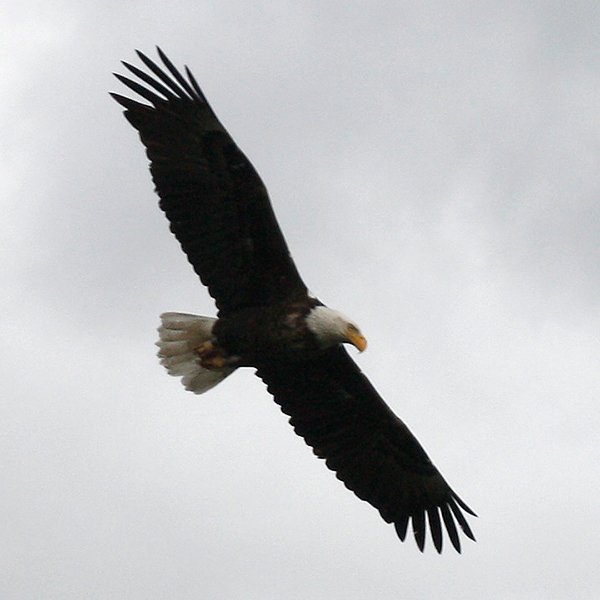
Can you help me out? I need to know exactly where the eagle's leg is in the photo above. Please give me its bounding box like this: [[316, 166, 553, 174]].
[[195, 340, 236, 370]]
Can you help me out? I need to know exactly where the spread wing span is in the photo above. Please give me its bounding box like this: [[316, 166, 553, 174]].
[[256, 347, 476, 553], [111, 48, 307, 315], [113, 49, 476, 553]]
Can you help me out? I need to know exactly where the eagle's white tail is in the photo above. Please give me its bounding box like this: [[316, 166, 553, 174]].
[[156, 312, 235, 394]]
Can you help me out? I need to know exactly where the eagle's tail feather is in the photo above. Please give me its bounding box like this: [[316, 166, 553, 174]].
[[156, 312, 234, 394]]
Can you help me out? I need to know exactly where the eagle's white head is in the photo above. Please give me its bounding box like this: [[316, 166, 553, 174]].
[[305, 306, 367, 352]]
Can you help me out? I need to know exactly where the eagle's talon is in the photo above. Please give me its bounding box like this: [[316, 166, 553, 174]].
[[195, 341, 228, 370]]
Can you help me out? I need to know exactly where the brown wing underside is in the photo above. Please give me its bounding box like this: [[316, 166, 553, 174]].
[[256, 346, 476, 553], [111, 48, 307, 315]]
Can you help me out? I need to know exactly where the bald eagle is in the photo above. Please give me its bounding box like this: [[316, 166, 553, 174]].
[[111, 48, 476, 553]]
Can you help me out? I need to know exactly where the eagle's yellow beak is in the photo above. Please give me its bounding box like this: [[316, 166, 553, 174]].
[[346, 326, 367, 353]]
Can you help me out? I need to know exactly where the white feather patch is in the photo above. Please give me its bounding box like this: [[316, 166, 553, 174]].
[[156, 312, 234, 394], [305, 305, 361, 349]]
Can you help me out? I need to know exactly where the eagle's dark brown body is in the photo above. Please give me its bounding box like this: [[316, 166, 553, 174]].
[[213, 299, 323, 366]]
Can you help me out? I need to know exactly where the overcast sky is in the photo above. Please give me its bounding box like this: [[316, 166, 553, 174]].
[[2, 2, 600, 599]]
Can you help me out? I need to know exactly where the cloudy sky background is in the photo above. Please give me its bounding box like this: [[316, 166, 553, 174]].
[[3, 2, 600, 598]]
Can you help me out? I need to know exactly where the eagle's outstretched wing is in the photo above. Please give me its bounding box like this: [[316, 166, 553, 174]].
[[111, 48, 307, 315], [256, 346, 476, 553]]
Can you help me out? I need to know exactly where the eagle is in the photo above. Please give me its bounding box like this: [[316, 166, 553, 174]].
[[111, 48, 476, 553]]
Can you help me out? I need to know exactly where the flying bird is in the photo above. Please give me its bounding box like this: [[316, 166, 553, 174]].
[[111, 48, 476, 553]]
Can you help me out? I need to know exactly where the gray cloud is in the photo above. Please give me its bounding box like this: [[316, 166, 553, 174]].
[[3, 2, 600, 599]]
